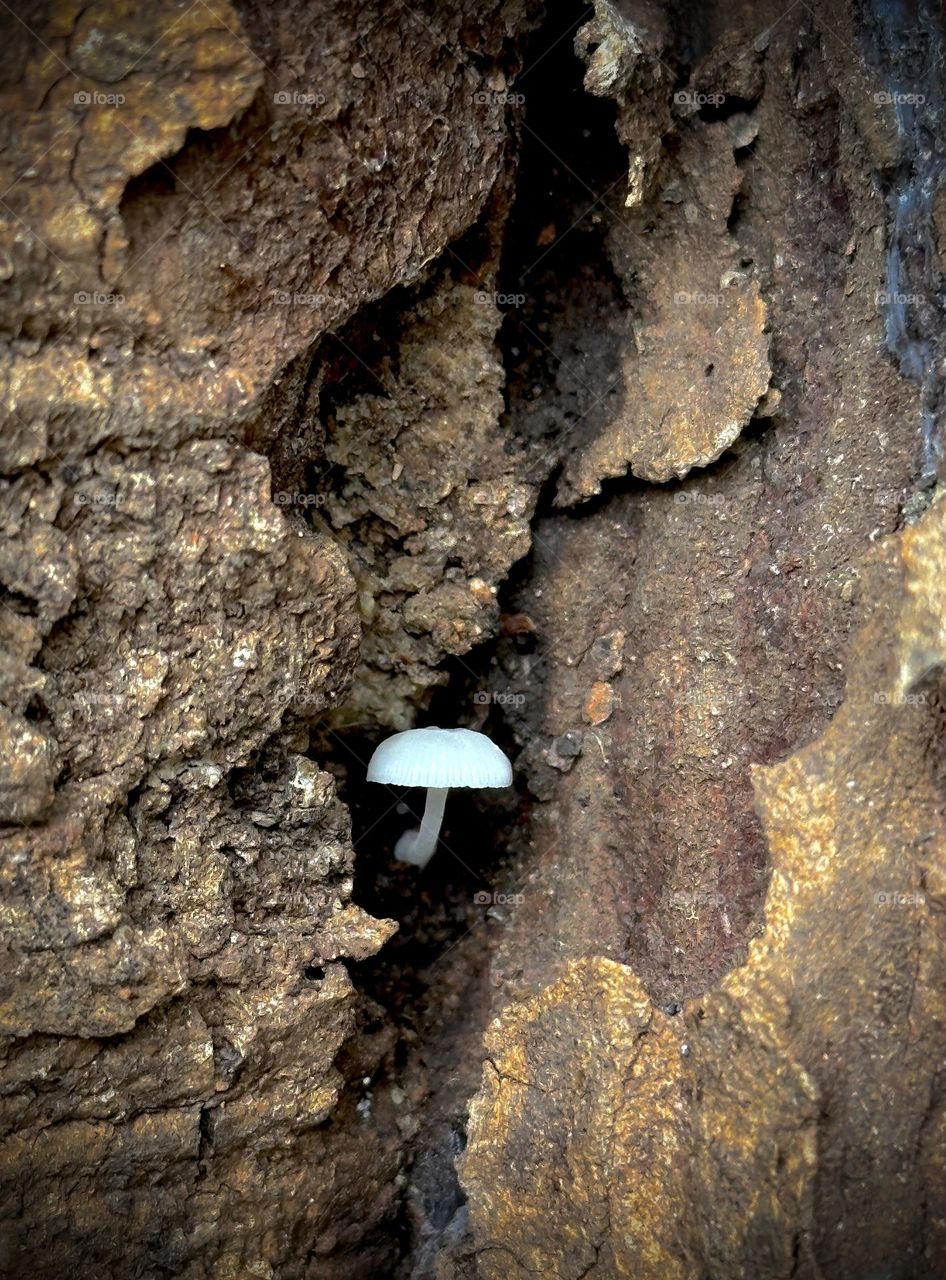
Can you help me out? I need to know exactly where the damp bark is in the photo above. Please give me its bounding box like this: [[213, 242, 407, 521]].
[[1, 1, 946, 1279]]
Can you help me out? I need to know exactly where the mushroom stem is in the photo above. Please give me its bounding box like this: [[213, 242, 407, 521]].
[[394, 786, 449, 867]]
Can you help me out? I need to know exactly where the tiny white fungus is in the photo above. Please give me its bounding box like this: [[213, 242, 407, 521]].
[[366, 727, 512, 868]]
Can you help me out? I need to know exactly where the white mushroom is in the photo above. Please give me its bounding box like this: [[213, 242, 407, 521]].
[[366, 727, 513, 867]]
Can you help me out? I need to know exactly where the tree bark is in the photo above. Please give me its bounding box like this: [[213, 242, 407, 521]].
[[1, 1, 944, 1278]]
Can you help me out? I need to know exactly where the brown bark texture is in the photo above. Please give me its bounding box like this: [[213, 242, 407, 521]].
[[1, 0, 945, 1278]]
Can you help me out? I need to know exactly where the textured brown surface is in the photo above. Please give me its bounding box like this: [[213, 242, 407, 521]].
[[461, 956, 688, 1280], [459, 494, 946, 1279], [320, 266, 538, 727], [0, 0, 534, 1274], [480, 0, 923, 1009], [0, 0, 525, 465], [559, 3, 771, 497], [447, 1, 946, 1276], [2, 0, 945, 1275], [0, 430, 402, 1272]]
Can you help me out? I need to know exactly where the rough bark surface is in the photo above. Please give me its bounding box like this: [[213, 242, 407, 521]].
[[461, 498, 946, 1278], [1, 0, 945, 1277], [0, 0, 534, 1275]]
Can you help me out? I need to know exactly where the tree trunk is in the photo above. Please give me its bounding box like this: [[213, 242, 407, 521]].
[[1, 1, 944, 1277]]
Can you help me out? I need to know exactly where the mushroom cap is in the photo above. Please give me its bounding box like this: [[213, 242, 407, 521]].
[[366, 727, 513, 790]]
